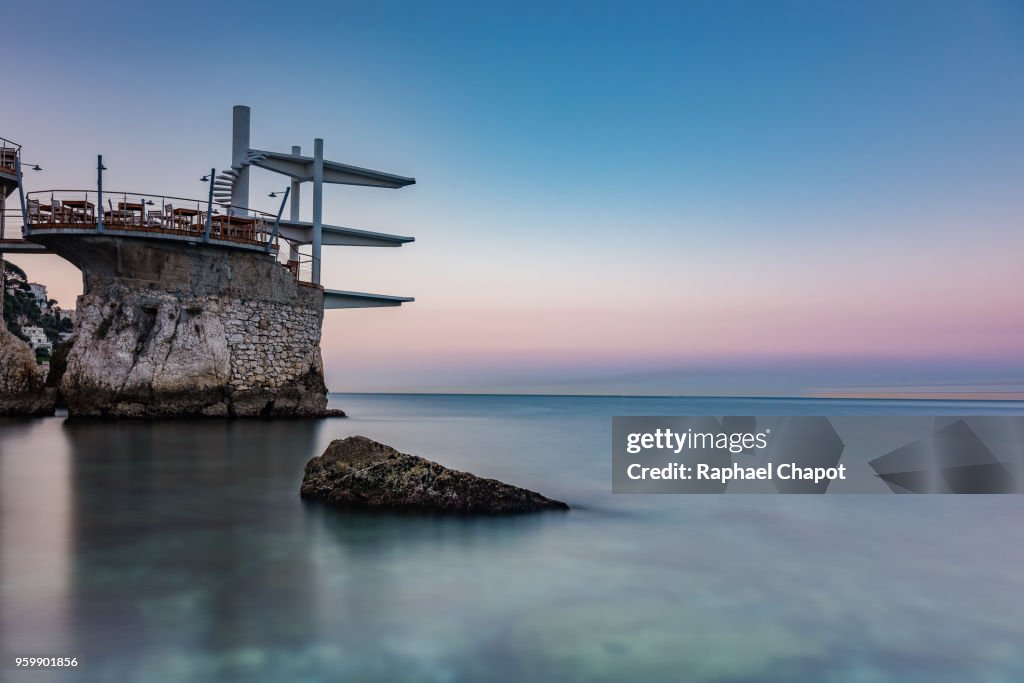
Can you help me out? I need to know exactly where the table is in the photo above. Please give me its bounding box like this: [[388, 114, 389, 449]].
[[104, 210, 136, 225], [211, 215, 258, 241], [171, 207, 202, 231], [114, 201, 146, 227], [60, 199, 95, 223]]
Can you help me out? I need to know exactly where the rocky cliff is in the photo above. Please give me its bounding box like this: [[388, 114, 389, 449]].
[[37, 235, 329, 418], [0, 311, 55, 416]]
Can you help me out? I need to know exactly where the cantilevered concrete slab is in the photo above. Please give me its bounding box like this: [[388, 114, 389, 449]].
[[0, 239, 48, 254], [323, 289, 414, 309], [250, 149, 415, 189], [0, 170, 17, 197], [277, 219, 413, 247]]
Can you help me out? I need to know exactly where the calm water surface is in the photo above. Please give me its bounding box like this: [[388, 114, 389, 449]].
[[2, 394, 1024, 682]]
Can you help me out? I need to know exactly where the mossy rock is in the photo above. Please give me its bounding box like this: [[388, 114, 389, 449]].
[[301, 436, 569, 514]]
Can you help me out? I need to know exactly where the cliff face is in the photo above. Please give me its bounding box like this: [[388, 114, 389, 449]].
[[38, 235, 328, 418], [0, 311, 55, 416]]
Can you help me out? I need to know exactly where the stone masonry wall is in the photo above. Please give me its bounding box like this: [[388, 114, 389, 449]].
[[224, 299, 322, 393]]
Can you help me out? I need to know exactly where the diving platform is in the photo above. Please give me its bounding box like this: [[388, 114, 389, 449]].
[[213, 106, 416, 287], [277, 219, 413, 247], [323, 289, 414, 309], [249, 149, 416, 188]]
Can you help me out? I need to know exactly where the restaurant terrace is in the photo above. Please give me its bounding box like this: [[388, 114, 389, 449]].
[[0, 107, 416, 309]]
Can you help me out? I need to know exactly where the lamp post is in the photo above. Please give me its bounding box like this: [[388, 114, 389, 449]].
[[203, 168, 216, 242], [267, 187, 290, 253], [96, 155, 106, 233]]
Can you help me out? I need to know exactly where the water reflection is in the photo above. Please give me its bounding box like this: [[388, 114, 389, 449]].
[[58, 419, 323, 680], [0, 418, 73, 667], [1, 396, 1024, 682]]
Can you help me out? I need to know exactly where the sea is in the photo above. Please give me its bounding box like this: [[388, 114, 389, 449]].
[[2, 393, 1023, 683]]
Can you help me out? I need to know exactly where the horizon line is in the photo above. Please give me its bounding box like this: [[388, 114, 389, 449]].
[[328, 391, 1024, 403]]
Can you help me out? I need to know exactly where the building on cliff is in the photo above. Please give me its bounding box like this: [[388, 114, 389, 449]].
[[27, 282, 49, 307], [20, 325, 51, 356], [0, 108, 415, 417]]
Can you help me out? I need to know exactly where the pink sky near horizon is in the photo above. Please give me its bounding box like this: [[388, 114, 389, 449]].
[[9, 213, 1022, 394]]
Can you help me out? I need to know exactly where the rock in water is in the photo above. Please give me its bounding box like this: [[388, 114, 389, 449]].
[[301, 436, 569, 513]]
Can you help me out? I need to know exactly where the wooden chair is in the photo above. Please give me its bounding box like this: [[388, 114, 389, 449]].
[[146, 205, 166, 228], [26, 199, 43, 224], [104, 199, 118, 225], [50, 200, 67, 224]]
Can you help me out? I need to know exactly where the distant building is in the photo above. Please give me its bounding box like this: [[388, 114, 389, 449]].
[[21, 325, 52, 356], [58, 309, 75, 323], [25, 282, 53, 313], [27, 282, 47, 305]]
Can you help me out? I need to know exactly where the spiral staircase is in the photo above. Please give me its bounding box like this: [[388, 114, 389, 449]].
[[212, 150, 268, 208]]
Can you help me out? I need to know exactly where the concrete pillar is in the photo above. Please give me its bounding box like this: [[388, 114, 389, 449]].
[[230, 105, 251, 216], [289, 145, 301, 262], [312, 138, 323, 285]]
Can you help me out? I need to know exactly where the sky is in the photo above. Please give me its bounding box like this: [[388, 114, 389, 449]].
[[3, 0, 1024, 395]]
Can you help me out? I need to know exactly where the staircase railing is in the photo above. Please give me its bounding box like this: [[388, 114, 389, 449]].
[[211, 150, 269, 208]]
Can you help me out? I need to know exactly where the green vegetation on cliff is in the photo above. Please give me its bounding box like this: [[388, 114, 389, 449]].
[[1, 259, 72, 348]]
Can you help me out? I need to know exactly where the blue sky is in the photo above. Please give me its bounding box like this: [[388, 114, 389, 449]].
[[6, 1, 1024, 394]]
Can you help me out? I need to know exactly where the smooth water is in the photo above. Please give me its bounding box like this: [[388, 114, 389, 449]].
[[2, 394, 1024, 683]]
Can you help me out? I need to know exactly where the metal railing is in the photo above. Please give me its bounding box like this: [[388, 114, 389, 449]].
[[281, 254, 321, 287], [24, 190, 281, 249], [0, 137, 20, 175], [1, 206, 24, 240]]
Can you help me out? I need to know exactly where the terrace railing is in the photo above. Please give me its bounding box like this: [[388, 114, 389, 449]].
[[24, 190, 280, 250], [19, 190, 323, 287], [1, 205, 24, 240], [284, 254, 322, 288]]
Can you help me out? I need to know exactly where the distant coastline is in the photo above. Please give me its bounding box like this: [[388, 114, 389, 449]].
[[809, 386, 1024, 401], [330, 390, 1024, 402]]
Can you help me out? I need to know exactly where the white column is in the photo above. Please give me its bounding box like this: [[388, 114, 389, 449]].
[[230, 105, 250, 215], [312, 138, 323, 285], [289, 145, 301, 262]]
